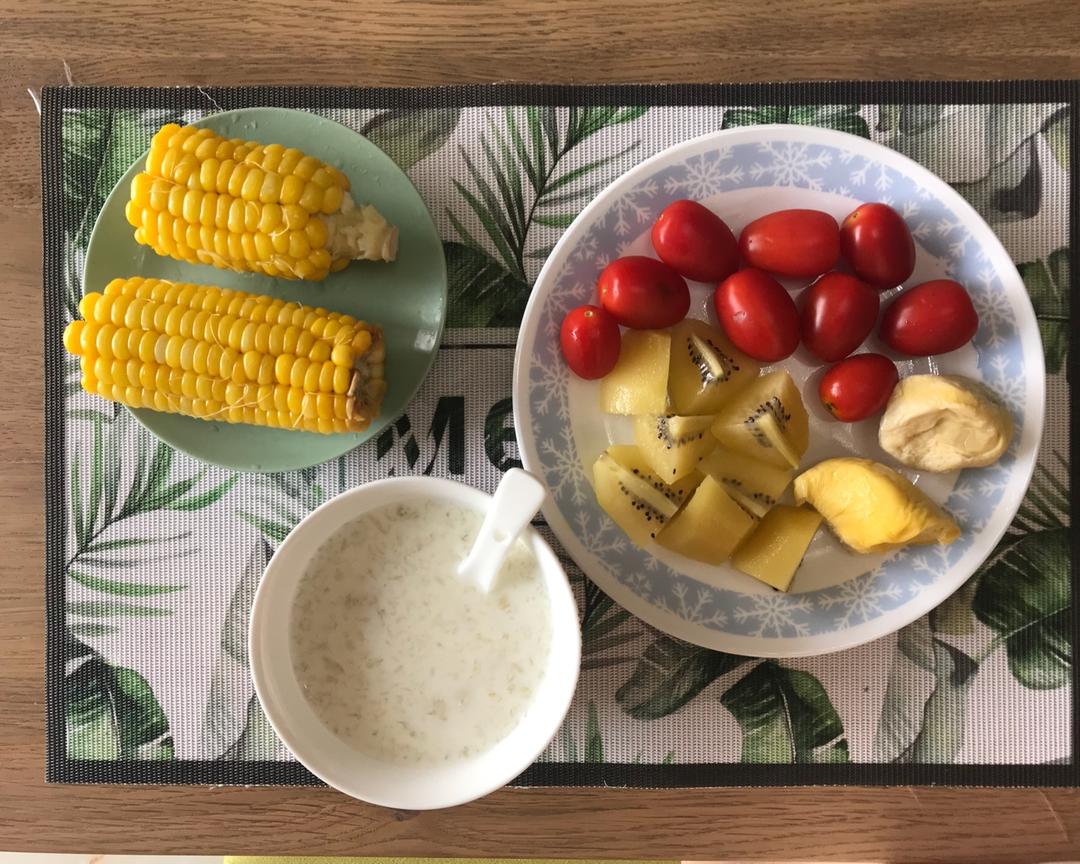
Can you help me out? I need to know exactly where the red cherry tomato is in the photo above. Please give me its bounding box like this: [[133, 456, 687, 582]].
[[738, 209, 841, 278], [560, 305, 621, 379], [713, 268, 799, 362], [597, 256, 690, 329], [799, 272, 880, 363], [840, 203, 916, 289], [651, 199, 739, 283], [880, 279, 979, 356], [819, 354, 899, 422]]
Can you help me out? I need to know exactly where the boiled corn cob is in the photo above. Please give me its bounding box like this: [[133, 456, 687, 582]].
[[63, 277, 386, 434], [125, 124, 398, 281]]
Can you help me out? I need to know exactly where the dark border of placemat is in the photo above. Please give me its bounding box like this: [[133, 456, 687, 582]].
[[43, 81, 1080, 788]]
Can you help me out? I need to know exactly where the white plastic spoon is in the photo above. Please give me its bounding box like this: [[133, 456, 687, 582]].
[[457, 468, 548, 593]]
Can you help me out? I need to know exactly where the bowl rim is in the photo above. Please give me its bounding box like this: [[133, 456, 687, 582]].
[[248, 475, 581, 808]]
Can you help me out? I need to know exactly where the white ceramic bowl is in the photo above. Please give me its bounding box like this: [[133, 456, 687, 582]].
[[248, 476, 581, 809]]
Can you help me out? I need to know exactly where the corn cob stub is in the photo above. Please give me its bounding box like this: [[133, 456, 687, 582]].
[[125, 124, 399, 281], [63, 277, 386, 434]]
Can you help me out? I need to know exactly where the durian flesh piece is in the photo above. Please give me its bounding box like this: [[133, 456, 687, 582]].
[[878, 374, 1014, 472], [793, 457, 960, 554]]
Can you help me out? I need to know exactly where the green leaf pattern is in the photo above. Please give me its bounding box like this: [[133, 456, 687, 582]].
[[616, 636, 746, 720], [721, 661, 850, 763], [1018, 248, 1070, 375], [58, 102, 1070, 768]]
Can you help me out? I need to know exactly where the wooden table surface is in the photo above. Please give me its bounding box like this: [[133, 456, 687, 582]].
[[3, 0, 1080, 860]]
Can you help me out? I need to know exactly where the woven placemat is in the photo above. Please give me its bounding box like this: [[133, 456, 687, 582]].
[[44, 83, 1078, 787]]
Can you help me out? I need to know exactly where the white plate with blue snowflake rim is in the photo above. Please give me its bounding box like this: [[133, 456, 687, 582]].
[[512, 124, 1045, 658]]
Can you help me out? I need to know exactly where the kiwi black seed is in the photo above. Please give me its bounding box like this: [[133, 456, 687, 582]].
[[687, 334, 738, 386], [744, 396, 792, 444], [654, 416, 708, 452], [721, 476, 776, 507], [617, 479, 671, 524]]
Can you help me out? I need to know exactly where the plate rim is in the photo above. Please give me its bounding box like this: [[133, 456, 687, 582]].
[[82, 106, 448, 473], [512, 122, 1046, 657]]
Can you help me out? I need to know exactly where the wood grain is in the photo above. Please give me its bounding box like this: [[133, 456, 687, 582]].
[[3, 0, 1080, 858]]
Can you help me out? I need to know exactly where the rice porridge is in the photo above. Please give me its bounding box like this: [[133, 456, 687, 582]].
[[289, 498, 552, 765]]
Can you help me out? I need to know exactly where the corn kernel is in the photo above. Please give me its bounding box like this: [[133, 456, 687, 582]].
[[254, 232, 273, 260], [332, 364, 351, 394], [259, 172, 283, 204], [160, 147, 178, 180], [173, 154, 197, 186], [191, 340, 210, 374], [255, 384, 275, 412], [63, 320, 85, 355], [164, 334, 185, 368], [226, 294, 246, 317], [271, 231, 290, 254], [331, 343, 354, 367], [289, 357, 310, 389], [278, 148, 302, 175], [283, 204, 308, 230], [180, 370, 198, 398], [240, 233, 257, 262], [219, 347, 239, 381], [194, 374, 213, 400], [303, 361, 322, 393], [179, 337, 197, 371], [258, 354, 276, 385], [138, 362, 156, 390], [321, 184, 344, 215], [273, 385, 289, 412], [241, 167, 264, 202], [213, 228, 229, 258], [304, 218, 329, 250], [294, 156, 319, 180], [260, 143, 285, 172], [274, 353, 294, 386], [227, 163, 250, 198], [227, 318, 248, 351], [287, 231, 311, 260], [296, 330, 316, 358], [225, 198, 244, 234], [281, 175, 304, 205], [278, 325, 298, 355], [210, 377, 228, 403], [299, 182, 323, 212], [242, 350, 261, 382]]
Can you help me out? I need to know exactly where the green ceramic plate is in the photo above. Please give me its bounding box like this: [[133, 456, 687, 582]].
[[82, 108, 447, 473]]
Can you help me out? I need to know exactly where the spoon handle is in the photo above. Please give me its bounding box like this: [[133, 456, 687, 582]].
[[458, 468, 547, 593]]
